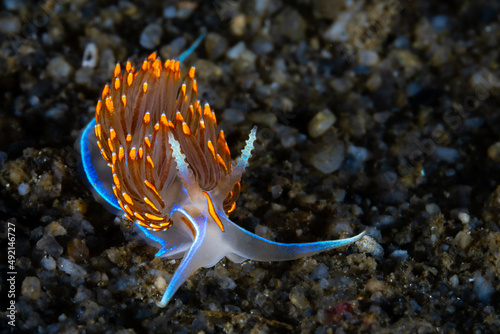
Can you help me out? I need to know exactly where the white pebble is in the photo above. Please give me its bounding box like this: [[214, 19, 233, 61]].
[[308, 109, 336, 138], [41, 256, 57, 271], [17, 183, 30, 195], [425, 203, 440, 215], [289, 286, 310, 310], [473, 273, 494, 303], [458, 212, 470, 224], [356, 235, 384, 258], [21, 276, 41, 300], [82, 43, 98, 68], [390, 250, 409, 261], [449, 274, 459, 287], [311, 142, 345, 174], [57, 257, 87, 280]]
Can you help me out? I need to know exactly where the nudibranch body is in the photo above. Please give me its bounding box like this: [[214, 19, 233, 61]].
[[79, 42, 365, 307]]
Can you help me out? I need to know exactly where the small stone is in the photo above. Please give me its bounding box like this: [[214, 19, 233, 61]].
[[96, 288, 112, 306], [0, 15, 21, 34], [154, 276, 167, 291], [311, 142, 345, 174], [140, 21, 163, 50], [45, 221, 67, 237], [392, 50, 422, 78], [248, 112, 277, 127], [36, 235, 63, 258], [312, 0, 342, 20], [270, 185, 283, 199], [163, 5, 176, 18], [390, 250, 409, 261], [330, 77, 353, 94], [226, 41, 256, 72], [17, 183, 30, 195], [176, 1, 197, 19], [73, 286, 93, 303], [470, 69, 500, 99], [160, 37, 186, 59], [75, 67, 94, 86], [366, 72, 382, 92], [114, 276, 138, 291], [487, 142, 500, 162], [80, 220, 95, 234], [329, 221, 353, 237], [57, 257, 87, 280], [309, 263, 329, 280], [67, 239, 90, 263], [230, 14, 246, 37], [192, 59, 223, 81], [449, 275, 459, 288], [76, 300, 100, 322], [433, 147, 460, 163], [357, 50, 379, 66], [3, 0, 26, 10], [366, 278, 387, 293], [82, 43, 98, 68], [205, 32, 228, 60], [454, 230, 472, 250], [272, 8, 306, 42], [308, 109, 336, 138], [347, 145, 370, 162], [289, 286, 310, 310], [215, 273, 237, 290], [46, 56, 73, 80], [45, 104, 68, 120], [473, 273, 494, 303], [431, 15, 449, 33], [40, 256, 56, 271], [251, 36, 274, 55], [458, 212, 470, 224], [99, 48, 116, 75], [356, 235, 384, 258], [425, 203, 440, 215], [21, 276, 41, 300], [222, 108, 245, 124], [431, 46, 450, 67], [406, 82, 422, 96]]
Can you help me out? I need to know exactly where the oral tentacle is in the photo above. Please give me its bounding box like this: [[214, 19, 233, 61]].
[[135, 224, 186, 257], [158, 204, 236, 307], [158, 205, 207, 307]]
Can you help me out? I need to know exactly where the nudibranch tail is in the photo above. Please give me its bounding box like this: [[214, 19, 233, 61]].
[[225, 224, 366, 262]]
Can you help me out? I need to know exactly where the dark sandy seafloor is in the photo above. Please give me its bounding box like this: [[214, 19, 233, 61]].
[[1, 0, 500, 333]]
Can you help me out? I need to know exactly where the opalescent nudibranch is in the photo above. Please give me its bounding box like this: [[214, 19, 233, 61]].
[[79, 39, 365, 307]]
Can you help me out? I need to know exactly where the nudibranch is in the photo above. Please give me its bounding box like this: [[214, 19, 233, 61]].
[[79, 40, 365, 307]]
